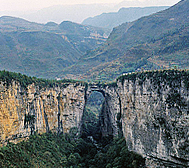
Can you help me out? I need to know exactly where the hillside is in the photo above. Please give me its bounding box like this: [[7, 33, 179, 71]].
[[0, 16, 110, 53], [58, 21, 110, 53], [0, 16, 110, 78], [0, 31, 81, 78], [59, 0, 189, 82], [82, 6, 169, 29]]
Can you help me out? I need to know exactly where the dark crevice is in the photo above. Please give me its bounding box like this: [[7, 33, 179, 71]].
[[57, 97, 63, 135], [43, 100, 49, 133]]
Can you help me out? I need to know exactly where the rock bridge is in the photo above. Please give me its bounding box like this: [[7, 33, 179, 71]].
[[85, 84, 121, 136]]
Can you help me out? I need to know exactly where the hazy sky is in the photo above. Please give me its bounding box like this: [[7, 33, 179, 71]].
[[1, 0, 180, 11]]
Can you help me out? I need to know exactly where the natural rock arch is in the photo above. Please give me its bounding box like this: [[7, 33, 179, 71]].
[[84, 84, 122, 136]]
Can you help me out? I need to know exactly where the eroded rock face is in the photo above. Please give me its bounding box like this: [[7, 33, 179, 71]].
[[0, 81, 86, 144], [0, 70, 188, 167], [117, 72, 189, 167], [85, 72, 189, 167]]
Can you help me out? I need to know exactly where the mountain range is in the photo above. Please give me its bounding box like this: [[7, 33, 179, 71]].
[[0, 4, 117, 24], [0, 1, 179, 24], [58, 0, 189, 82], [0, 0, 188, 81], [82, 6, 169, 29], [0, 16, 109, 78]]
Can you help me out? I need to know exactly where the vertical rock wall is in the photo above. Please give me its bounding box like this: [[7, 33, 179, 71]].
[[99, 85, 121, 136], [117, 71, 189, 167], [0, 81, 86, 144]]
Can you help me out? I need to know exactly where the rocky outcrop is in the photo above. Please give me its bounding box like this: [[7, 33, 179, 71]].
[[0, 80, 86, 144], [85, 70, 189, 167], [117, 70, 189, 167], [0, 70, 188, 167]]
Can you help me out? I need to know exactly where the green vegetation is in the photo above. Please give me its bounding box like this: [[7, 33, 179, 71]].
[[117, 69, 189, 89], [0, 70, 86, 89], [0, 132, 145, 168]]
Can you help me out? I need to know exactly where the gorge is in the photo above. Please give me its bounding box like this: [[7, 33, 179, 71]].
[[0, 69, 189, 167]]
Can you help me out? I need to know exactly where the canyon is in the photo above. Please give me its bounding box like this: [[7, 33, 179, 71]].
[[0, 70, 188, 167]]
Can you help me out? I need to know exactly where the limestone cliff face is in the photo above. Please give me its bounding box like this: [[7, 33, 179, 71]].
[[0, 70, 188, 167], [0, 81, 86, 144], [117, 71, 189, 167]]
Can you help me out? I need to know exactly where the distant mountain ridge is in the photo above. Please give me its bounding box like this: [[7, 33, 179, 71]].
[[0, 1, 179, 24], [17, 4, 117, 24], [0, 16, 110, 78], [82, 6, 169, 29], [59, 0, 189, 82]]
